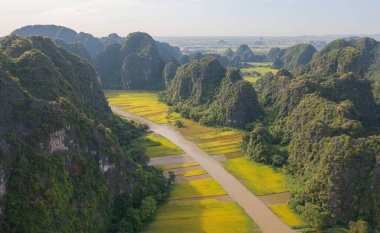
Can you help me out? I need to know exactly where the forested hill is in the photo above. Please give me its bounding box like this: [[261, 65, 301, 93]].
[[12, 25, 182, 64], [95, 32, 178, 90], [160, 56, 262, 128], [161, 37, 380, 231], [230, 44, 266, 63], [269, 43, 317, 69], [0, 35, 171, 233], [13, 25, 104, 60], [295, 37, 380, 104], [244, 38, 380, 231]]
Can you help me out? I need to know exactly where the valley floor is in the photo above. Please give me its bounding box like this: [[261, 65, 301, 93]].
[[110, 106, 296, 233]]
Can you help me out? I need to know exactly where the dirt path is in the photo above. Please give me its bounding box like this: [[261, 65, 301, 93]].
[[111, 106, 294, 233]]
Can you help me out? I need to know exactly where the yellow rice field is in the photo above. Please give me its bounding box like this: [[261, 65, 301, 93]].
[[241, 67, 278, 76], [145, 134, 184, 157], [270, 204, 307, 228], [145, 163, 260, 233], [145, 159, 260, 233], [143, 199, 261, 233], [169, 178, 227, 200], [157, 163, 200, 170], [240, 62, 278, 84], [244, 76, 261, 83], [246, 62, 273, 67], [222, 158, 288, 195], [105, 90, 245, 157], [174, 169, 208, 177], [105, 90, 181, 124], [176, 120, 244, 155], [106, 90, 299, 231]]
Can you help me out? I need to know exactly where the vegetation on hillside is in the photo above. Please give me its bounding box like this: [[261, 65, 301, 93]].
[[95, 32, 181, 90], [160, 56, 261, 128], [244, 38, 380, 231], [0, 35, 171, 233], [231, 44, 266, 63], [13, 25, 104, 59], [269, 44, 317, 69], [5, 28, 380, 233], [103, 37, 380, 232]]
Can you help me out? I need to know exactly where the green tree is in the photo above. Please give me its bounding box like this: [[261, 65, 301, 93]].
[[349, 220, 369, 233]]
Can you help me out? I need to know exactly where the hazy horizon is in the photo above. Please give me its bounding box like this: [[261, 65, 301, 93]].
[[1, 0, 380, 37]]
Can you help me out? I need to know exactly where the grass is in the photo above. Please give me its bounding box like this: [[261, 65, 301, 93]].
[[270, 204, 307, 228], [222, 158, 288, 195], [174, 169, 207, 177], [169, 178, 227, 200], [143, 199, 261, 233], [158, 163, 200, 170], [145, 134, 184, 157]]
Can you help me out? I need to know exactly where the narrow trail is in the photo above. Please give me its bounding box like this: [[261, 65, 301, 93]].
[[111, 106, 294, 233]]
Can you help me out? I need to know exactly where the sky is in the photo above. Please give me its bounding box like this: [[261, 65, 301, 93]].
[[0, 0, 379, 37]]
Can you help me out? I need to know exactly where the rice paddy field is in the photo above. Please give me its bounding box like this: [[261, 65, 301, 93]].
[[222, 157, 288, 195], [106, 90, 306, 230], [105, 90, 245, 157], [143, 199, 260, 233], [176, 120, 244, 156], [157, 163, 200, 170], [146, 153, 260, 233], [269, 204, 307, 228], [244, 76, 261, 83], [169, 178, 227, 200], [221, 157, 309, 229], [147, 155, 260, 233], [145, 134, 184, 157], [241, 67, 279, 76], [105, 90, 181, 124], [246, 62, 273, 67], [240, 62, 278, 83], [174, 169, 207, 177]]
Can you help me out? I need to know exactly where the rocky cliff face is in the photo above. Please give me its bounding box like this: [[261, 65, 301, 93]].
[[0, 35, 169, 232]]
